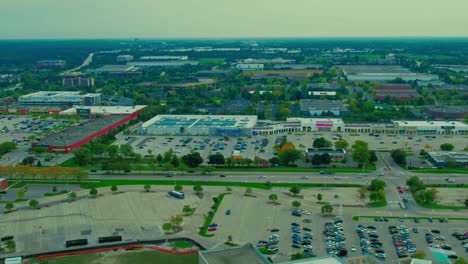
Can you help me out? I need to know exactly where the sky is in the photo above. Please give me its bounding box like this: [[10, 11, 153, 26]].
[[1, 0, 468, 39]]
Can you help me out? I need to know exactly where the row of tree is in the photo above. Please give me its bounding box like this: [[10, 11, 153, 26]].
[[0, 165, 87, 181]]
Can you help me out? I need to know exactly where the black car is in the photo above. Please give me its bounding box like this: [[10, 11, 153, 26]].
[[367, 226, 376, 230], [0, 236, 13, 241], [219, 174, 226, 177], [303, 227, 312, 231], [291, 223, 300, 227], [292, 244, 301, 249], [441, 245, 452, 250], [271, 228, 280, 232], [432, 229, 441, 234], [225, 209, 231, 215]]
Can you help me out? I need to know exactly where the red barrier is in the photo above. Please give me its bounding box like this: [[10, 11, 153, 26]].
[[36, 245, 198, 259]]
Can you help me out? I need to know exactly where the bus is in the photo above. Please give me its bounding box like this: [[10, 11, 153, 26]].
[[169, 191, 185, 199]]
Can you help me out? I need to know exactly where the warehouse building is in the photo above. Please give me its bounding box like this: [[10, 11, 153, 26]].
[[18, 91, 101, 109], [373, 84, 422, 101], [127, 61, 198, 67], [300, 99, 348, 117], [423, 105, 468, 119], [341, 65, 439, 82], [392, 120, 468, 135], [427, 151, 468, 168], [59, 105, 147, 116], [139, 115, 257, 136]]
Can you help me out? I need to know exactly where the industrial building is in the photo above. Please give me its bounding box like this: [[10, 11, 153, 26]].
[[116, 55, 134, 62], [392, 120, 468, 135], [139, 115, 257, 136], [127, 61, 198, 67], [249, 70, 323, 81], [423, 105, 468, 119], [236, 63, 264, 71], [427, 151, 468, 167], [341, 66, 439, 82], [18, 91, 101, 110], [89, 65, 139, 75], [62, 77, 95, 88], [306, 148, 346, 160], [140, 55, 188, 61], [59, 105, 147, 116], [274, 64, 323, 70], [34, 105, 144, 153], [373, 84, 422, 101], [36, 60, 65, 68], [300, 99, 348, 117]]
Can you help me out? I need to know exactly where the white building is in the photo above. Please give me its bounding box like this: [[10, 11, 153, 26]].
[[116, 55, 134, 62], [393, 120, 468, 135], [253, 118, 345, 135], [140, 55, 188, 61], [139, 115, 257, 136], [18, 91, 102, 109], [127, 61, 198, 67], [236, 63, 264, 71]]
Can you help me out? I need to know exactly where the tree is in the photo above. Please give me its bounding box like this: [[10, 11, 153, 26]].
[[319, 153, 332, 165], [33, 147, 48, 155], [334, 140, 349, 150], [16, 190, 25, 200], [317, 193, 323, 201], [289, 185, 301, 196], [358, 187, 368, 199], [106, 145, 119, 158], [313, 137, 332, 148], [269, 193, 278, 204], [175, 184, 183, 192], [111, 185, 118, 193], [465, 199, 468, 207], [156, 154, 163, 163], [163, 149, 174, 162], [208, 152, 225, 165], [182, 205, 192, 214], [370, 191, 385, 202], [29, 199, 39, 209], [193, 184, 203, 194], [245, 187, 253, 195], [321, 204, 333, 216], [368, 179, 386, 192], [268, 157, 280, 166], [5, 202, 14, 211], [416, 188, 438, 204], [413, 250, 426, 259], [119, 144, 134, 157], [68, 192, 77, 201], [225, 186, 232, 193], [278, 149, 303, 165], [351, 140, 370, 167], [0, 141, 16, 156], [292, 200, 301, 208], [169, 215, 183, 231], [369, 151, 378, 163], [89, 188, 98, 197], [406, 176, 425, 192], [454, 257, 468, 264], [72, 147, 92, 166], [182, 152, 203, 167], [170, 154, 179, 168], [144, 184, 151, 192], [391, 149, 407, 166], [440, 143, 454, 151]]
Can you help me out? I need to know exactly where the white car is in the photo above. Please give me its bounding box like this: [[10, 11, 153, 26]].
[[301, 175, 309, 179], [303, 211, 311, 215], [351, 246, 356, 252], [259, 175, 266, 179]]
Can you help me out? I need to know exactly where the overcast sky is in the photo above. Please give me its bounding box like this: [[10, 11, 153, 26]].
[[1, 0, 467, 39]]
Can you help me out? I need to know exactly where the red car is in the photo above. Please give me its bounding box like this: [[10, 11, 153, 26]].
[[207, 227, 217, 232], [397, 186, 404, 193]]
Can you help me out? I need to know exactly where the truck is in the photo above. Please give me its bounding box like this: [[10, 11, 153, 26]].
[[168, 191, 185, 199], [0, 178, 8, 190]]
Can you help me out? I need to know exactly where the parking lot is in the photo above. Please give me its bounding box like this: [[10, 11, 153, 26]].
[[353, 217, 468, 263], [0, 185, 218, 255], [434, 188, 468, 207], [0, 115, 77, 144], [115, 131, 466, 166]]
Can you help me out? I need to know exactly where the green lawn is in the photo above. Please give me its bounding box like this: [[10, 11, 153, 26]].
[[213, 166, 376, 173], [410, 168, 468, 174], [173, 241, 193, 249], [36, 250, 198, 264], [367, 200, 387, 208], [198, 58, 225, 64], [44, 190, 69, 197], [79, 180, 363, 190], [352, 215, 468, 221]]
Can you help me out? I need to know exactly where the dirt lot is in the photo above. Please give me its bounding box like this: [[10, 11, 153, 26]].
[[0, 185, 222, 255], [434, 188, 468, 206]]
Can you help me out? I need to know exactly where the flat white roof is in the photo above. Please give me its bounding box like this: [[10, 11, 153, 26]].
[[393, 120, 468, 128], [5, 257, 23, 264], [60, 105, 146, 115], [142, 114, 257, 129]]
